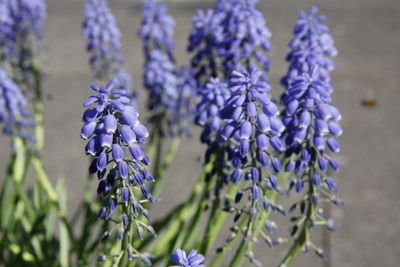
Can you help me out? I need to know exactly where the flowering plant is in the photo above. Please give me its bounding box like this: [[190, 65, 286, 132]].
[[0, 1, 343, 266]]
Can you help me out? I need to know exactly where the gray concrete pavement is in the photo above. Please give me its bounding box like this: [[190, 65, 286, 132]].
[[1, 0, 399, 266]]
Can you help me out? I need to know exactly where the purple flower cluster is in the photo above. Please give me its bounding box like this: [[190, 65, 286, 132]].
[[0, 1, 15, 58], [140, 0, 199, 137], [281, 6, 337, 86], [83, 0, 122, 78], [115, 68, 137, 108], [139, 0, 175, 57], [144, 50, 178, 133], [220, 66, 285, 220], [188, 0, 271, 83], [0, 68, 34, 141], [282, 66, 342, 193], [283, 68, 341, 149], [188, 8, 224, 81], [83, 0, 137, 104], [81, 79, 157, 244], [170, 248, 205, 267], [140, 0, 185, 136], [217, 0, 272, 74], [195, 77, 230, 144], [0, 0, 46, 59], [171, 66, 198, 136]]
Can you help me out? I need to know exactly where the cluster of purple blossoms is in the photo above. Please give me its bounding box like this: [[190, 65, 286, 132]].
[[188, 0, 271, 83], [281, 6, 337, 86], [140, 0, 198, 137], [194, 77, 231, 195], [143, 49, 178, 134], [282, 66, 342, 191], [80, 79, 156, 259], [115, 68, 137, 108], [140, 0, 187, 136], [219, 66, 285, 228], [83, 0, 136, 104], [171, 66, 198, 136], [188, 8, 224, 81], [0, 1, 15, 58], [0, 68, 35, 141], [138, 0, 175, 58], [83, 0, 122, 78], [170, 248, 205, 267], [216, 0, 272, 74], [0, 0, 46, 60], [195, 77, 230, 145]]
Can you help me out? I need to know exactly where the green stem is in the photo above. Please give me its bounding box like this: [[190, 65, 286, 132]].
[[12, 138, 26, 183], [180, 174, 215, 249], [76, 174, 101, 263], [200, 184, 237, 255], [209, 217, 247, 267], [151, 137, 180, 197], [228, 169, 291, 267], [31, 156, 76, 246], [119, 205, 130, 267], [151, 132, 163, 191], [32, 57, 44, 154], [228, 231, 250, 267], [150, 154, 216, 258], [279, 173, 315, 266], [31, 157, 58, 203]]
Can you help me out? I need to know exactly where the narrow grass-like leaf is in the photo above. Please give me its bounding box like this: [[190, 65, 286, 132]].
[[56, 177, 70, 267]]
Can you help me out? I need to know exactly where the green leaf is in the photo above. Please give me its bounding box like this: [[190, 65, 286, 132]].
[[13, 138, 26, 183], [31, 157, 58, 203], [0, 173, 17, 231], [56, 177, 69, 267]]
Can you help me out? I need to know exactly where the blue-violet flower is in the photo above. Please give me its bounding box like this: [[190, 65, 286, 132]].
[[0, 68, 34, 141], [170, 248, 205, 267], [139, 0, 175, 59]]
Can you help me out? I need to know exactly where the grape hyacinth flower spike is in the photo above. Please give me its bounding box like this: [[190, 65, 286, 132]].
[[171, 66, 198, 137], [139, 0, 180, 136], [144, 49, 178, 135], [0, 0, 46, 62], [218, 66, 286, 254], [280, 65, 343, 262], [216, 0, 272, 75], [83, 0, 137, 106], [0, 68, 35, 142], [139, 0, 175, 58], [83, 0, 122, 78], [81, 78, 156, 263], [188, 8, 224, 82], [170, 248, 205, 267], [188, 0, 272, 84]]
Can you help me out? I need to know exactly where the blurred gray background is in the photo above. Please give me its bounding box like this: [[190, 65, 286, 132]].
[[1, 0, 400, 266]]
